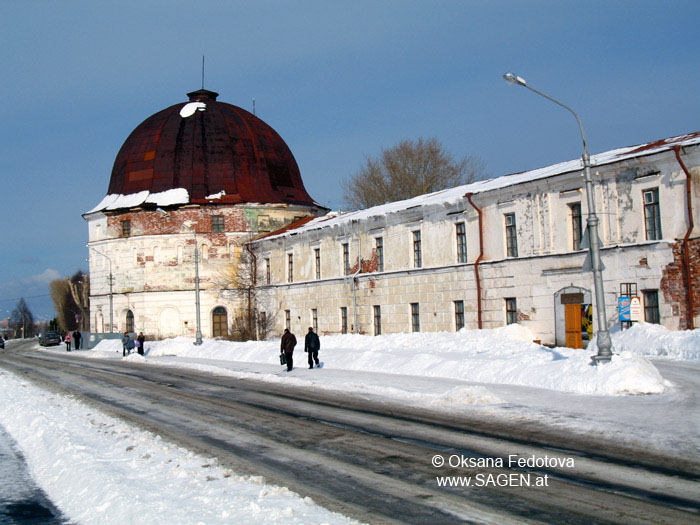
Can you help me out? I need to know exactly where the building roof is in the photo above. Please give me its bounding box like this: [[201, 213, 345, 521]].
[[255, 130, 700, 243], [89, 89, 316, 214]]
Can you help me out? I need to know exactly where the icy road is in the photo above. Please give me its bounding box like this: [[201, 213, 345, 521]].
[[1, 341, 699, 524]]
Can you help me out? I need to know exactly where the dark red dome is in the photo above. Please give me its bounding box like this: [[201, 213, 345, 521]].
[[107, 89, 316, 206]]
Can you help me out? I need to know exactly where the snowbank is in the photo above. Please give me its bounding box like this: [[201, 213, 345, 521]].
[[605, 323, 700, 361], [0, 370, 357, 525], [91, 325, 667, 395]]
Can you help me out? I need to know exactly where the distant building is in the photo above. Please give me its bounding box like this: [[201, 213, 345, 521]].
[[84, 89, 326, 338], [251, 132, 700, 347]]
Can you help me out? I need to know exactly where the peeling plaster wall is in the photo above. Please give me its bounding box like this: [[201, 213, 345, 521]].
[[86, 203, 321, 337], [255, 147, 700, 344]]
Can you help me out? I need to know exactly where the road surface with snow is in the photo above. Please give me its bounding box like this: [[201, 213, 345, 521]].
[[1, 340, 699, 524]]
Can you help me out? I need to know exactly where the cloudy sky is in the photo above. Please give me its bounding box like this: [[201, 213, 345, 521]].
[[1, 0, 699, 320]]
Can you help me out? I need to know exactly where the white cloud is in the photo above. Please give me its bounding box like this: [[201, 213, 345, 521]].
[[26, 268, 62, 285]]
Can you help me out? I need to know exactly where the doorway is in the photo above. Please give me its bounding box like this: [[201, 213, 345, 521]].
[[212, 307, 228, 338]]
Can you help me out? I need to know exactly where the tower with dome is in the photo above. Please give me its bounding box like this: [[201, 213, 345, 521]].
[[84, 89, 327, 338]]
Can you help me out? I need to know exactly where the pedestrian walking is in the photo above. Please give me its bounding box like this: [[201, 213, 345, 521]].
[[137, 332, 146, 355], [123, 333, 135, 356], [72, 330, 81, 350], [280, 328, 297, 372], [64, 332, 72, 352], [304, 327, 320, 369]]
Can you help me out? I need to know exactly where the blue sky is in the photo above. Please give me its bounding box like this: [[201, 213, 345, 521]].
[[1, 0, 699, 320]]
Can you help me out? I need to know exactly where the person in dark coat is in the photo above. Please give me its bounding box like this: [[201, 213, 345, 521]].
[[137, 332, 145, 355], [72, 330, 81, 350], [123, 333, 135, 356], [280, 328, 297, 371], [304, 327, 320, 369]]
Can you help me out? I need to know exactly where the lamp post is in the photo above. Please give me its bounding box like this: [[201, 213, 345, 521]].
[[87, 245, 114, 333], [183, 222, 203, 345], [503, 73, 612, 363]]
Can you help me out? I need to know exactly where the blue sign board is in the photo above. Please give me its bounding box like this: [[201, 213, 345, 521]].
[[618, 296, 631, 322]]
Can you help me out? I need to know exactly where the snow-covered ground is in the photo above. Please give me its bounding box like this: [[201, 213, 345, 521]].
[[0, 370, 359, 525], [91, 324, 687, 396], [1, 322, 698, 524]]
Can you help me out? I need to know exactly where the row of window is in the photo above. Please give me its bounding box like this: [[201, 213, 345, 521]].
[[267, 188, 663, 284], [121, 215, 228, 238], [280, 290, 661, 336]]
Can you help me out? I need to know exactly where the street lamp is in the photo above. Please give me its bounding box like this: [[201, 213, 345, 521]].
[[87, 245, 114, 333], [503, 73, 613, 363], [183, 221, 203, 345]]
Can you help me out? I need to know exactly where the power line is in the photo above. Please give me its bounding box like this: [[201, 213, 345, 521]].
[[0, 293, 52, 303]]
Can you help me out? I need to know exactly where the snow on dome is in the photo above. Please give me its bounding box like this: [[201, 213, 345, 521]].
[[179, 102, 206, 118], [205, 190, 226, 200], [85, 188, 189, 214]]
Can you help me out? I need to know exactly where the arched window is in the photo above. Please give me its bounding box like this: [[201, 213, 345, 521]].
[[126, 310, 134, 333], [202, 244, 210, 260], [177, 245, 183, 264], [212, 307, 228, 338]]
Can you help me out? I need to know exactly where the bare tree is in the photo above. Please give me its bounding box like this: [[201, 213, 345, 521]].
[[216, 240, 275, 341], [10, 298, 35, 338], [67, 271, 90, 331], [50, 270, 89, 331], [342, 137, 486, 210]]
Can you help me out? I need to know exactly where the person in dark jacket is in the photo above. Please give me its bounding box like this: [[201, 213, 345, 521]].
[[123, 333, 135, 356], [304, 327, 320, 369], [280, 328, 297, 371], [137, 332, 145, 355], [72, 330, 81, 350]]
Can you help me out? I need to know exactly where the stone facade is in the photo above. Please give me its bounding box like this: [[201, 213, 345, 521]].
[[252, 139, 700, 346], [86, 203, 323, 337]]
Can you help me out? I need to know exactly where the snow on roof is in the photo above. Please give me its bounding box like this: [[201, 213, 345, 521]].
[[86, 188, 189, 214], [205, 190, 226, 200], [179, 101, 206, 118], [257, 130, 700, 242]]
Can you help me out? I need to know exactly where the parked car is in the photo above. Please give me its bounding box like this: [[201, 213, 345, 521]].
[[38, 331, 61, 346]]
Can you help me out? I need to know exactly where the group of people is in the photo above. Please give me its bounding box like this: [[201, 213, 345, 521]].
[[64, 330, 82, 352], [280, 327, 320, 372], [122, 332, 146, 356]]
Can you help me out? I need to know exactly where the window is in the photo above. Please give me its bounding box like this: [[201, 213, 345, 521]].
[[643, 188, 662, 240], [411, 303, 420, 332], [454, 300, 465, 331], [505, 214, 518, 257], [456, 222, 467, 263], [265, 257, 271, 284], [287, 253, 293, 283], [376, 237, 384, 272], [121, 220, 131, 238], [373, 305, 381, 335], [342, 243, 350, 275], [311, 308, 318, 333], [125, 310, 134, 333], [570, 203, 583, 251], [212, 215, 225, 233], [212, 307, 228, 337], [505, 298, 518, 325], [314, 248, 321, 280], [643, 290, 660, 324], [413, 231, 422, 268], [285, 310, 291, 330], [340, 307, 348, 334]]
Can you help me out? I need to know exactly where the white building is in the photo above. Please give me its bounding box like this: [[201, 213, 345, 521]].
[[84, 89, 326, 338], [252, 131, 700, 347]]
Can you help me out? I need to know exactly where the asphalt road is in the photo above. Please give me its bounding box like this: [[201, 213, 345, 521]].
[[1, 341, 699, 524]]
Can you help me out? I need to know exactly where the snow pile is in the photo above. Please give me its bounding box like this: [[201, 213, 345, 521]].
[[92, 325, 667, 395], [0, 370, 357, 525], [607, 323, 700, 361]]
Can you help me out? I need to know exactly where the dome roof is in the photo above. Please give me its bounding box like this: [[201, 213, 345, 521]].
[[106, 89, 316, 207]]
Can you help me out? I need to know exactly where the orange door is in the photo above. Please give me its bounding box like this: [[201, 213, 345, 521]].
[[565, 303, 583, 349]]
